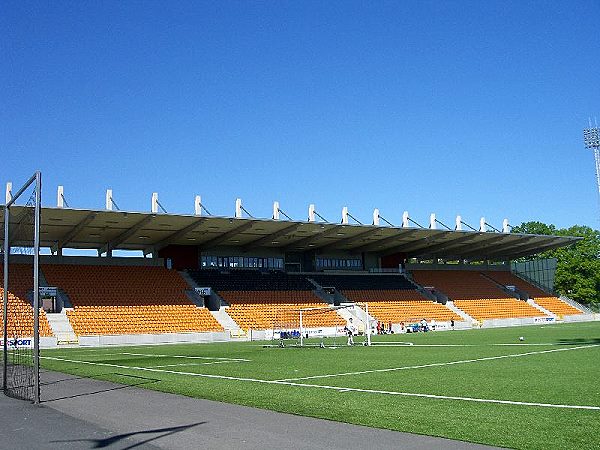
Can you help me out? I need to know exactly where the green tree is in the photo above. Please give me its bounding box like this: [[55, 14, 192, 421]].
[[511, 221, 557, 236], [512, 222, 600, 309]]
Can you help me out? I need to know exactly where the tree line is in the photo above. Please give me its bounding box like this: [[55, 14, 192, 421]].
[[512, 222, 600, 310]]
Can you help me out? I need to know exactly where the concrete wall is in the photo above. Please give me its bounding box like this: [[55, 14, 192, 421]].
[[407, 262, 510, 272], [481, 316, 556, 328], [78, 331, 230, 347], [9, 254, 164, 267]]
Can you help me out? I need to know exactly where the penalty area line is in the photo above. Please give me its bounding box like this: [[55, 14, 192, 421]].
[[369, 343, 561, 347], [276, 344, 600, 382], [148, 361, 245, 368], [120, 352, 251, 361], [39, 355, 600, 411]]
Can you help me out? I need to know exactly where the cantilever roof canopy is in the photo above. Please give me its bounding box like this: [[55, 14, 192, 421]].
[[0, 206, 579, 261]]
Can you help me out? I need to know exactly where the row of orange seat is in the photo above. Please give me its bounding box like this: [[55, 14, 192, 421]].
[[221, 291, 344, 330], [482, 272, 583, 316], [66, 305, 222, 335], [453, 299, 543, 320], [0, 289, 53, 338], [411, 270, 583, 319], [2, 263, 585, 337], [43, 264, 223, 335]]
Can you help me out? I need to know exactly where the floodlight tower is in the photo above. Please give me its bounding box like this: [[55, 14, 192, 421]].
[[583, 120, 600, 222]]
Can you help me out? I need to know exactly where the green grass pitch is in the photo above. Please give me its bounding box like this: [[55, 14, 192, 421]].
[[41, 321, 600, 449]]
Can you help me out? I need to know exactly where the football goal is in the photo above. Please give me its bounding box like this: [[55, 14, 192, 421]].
[[269, 303, 373, 348], [2, 171, 42, 403]]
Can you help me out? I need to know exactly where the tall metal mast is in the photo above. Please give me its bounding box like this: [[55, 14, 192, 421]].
[[583, 119, 600, 223]]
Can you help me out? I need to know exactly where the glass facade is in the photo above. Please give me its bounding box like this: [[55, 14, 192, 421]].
[[201, 255, 284, 269], [511, 258, 557, 293], [316, 257, 362, 270]]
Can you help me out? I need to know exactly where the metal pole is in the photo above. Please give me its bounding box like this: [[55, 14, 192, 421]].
[[299, 310, 303, 347], [3, 205, 10, 394], [365, 302, 371, 346], [4, 173, 37, 209], [33, 171, 41, 404]]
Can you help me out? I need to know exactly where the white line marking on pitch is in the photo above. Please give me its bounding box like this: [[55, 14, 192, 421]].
[[275, 344, 600, 382], [149, 361, 244, 368], [370, 343, 561, 347], [40, 352, 600, 411], [45, 351, 251, 362], [120, 352, 250, 362]]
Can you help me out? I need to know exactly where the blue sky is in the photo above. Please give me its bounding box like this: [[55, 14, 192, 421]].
[[2, 1, 599, 230]]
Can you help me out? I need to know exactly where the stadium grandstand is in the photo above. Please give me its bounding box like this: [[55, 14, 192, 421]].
[[0, 188, 593, 348]]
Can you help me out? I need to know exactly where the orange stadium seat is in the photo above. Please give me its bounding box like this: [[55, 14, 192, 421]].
[[0, 264, 53, 338], [343, 289, 462, 324], [483, 272, 583, 316], [42, 264, 223, 335], [412, 270, 546, 321], [220, 291, 345, 331]]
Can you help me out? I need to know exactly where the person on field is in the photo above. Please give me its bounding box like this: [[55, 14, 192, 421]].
[[347, 318, 356, 346]]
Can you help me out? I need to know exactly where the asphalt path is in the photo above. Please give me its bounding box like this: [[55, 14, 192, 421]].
[[0, 369, 502, 449]]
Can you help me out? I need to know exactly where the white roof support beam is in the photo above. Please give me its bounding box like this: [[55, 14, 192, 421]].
[[235, 198, 243, 218], [341, 206, 349, 224], [455, 215, 462, 231], [152, 193, 159, 213], [373, 209, 380, 226], [402, 211, 409, 228], [273, 201, 280, 220], [106, 189, 114, 211], [195, 195, 202, 216], [5, 182, 12, 204], [308, 204, 316, 222], [57, 186, 65, 208]]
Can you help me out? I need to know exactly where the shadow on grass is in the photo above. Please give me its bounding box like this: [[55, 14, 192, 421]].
[[49, 422, 206, 449], [557, 338, 600, 345]]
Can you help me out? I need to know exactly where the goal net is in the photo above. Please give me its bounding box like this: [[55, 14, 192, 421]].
[[269, 304, 368, 348], [1, 172, 42, 403]]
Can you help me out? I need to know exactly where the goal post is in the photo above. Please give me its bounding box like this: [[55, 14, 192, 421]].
[[267, 302, 376, 348], [2, 171, 42, 404], [300, 304, 371, 347]]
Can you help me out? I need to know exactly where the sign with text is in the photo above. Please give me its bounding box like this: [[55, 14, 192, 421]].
[[39, 286, 58, 297], [195, 287, 212, 296], [0, 338, 32, 347]]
